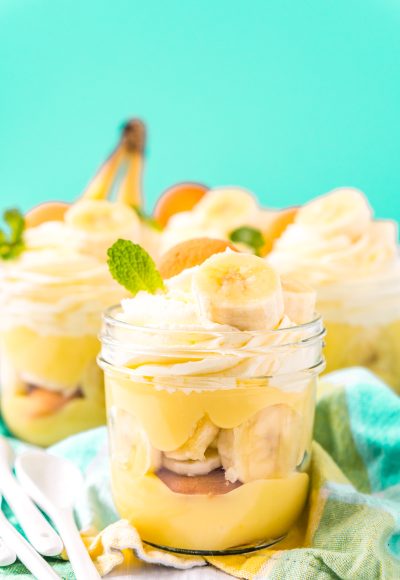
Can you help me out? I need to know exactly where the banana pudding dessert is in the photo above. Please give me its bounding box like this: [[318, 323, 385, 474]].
[[0, 120, 160, 445], [268, 188, 400, 391], [99, 238, 325, 553]]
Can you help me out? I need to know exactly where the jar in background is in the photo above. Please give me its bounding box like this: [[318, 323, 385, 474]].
[[318, 273, 400, 392], [0, 253, 125, 446]]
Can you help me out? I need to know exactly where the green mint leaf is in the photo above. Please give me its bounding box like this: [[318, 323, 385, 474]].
[[0, 208, 25, 260], [107, 239, 165, 296], [4, 209, 25, 243], [229, 226, 265, 256], [132, 206, 163, 231]]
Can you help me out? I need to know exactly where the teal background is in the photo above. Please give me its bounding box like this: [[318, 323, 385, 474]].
[[1, 0, 400, 220]]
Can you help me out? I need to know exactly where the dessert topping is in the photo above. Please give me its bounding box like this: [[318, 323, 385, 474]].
[[107, 239, 164, 296]]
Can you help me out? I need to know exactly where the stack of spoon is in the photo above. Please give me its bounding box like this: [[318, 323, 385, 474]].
[[0, 436, 100, 579]]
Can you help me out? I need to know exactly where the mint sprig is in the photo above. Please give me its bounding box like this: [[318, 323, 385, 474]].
[[0, 208, 25, 260], [229, 226, 265, 256], [107, 239, 165, 295]]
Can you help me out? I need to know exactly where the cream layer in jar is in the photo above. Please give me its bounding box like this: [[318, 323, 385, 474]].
[[99, 246, 325, 553]]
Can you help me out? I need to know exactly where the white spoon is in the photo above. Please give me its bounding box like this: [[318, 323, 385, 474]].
[[15, 451, 100, 580], [0, 437, 63, 556], [0, 534, 16, 567], [0, 494, 60, 579]]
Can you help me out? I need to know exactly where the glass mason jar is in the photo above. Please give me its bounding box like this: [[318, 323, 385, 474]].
[[318, 273, 400, 393], [0, 255, 125, 446], [99, 307, 325, 554]]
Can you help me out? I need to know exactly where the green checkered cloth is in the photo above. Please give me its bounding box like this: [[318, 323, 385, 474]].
[[0, 368, 399, 579]]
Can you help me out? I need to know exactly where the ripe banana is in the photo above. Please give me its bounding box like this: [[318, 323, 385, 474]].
[[281, 276, 316, 324], [116, 119, 146, 207], [81, 146, 125, 200], [164, 416, 219, 461], [296, 188, 372, 241], [218, 404, 301, 483], [162, 449, 221, 476], [193, 251, 284, 330], [81, 118, 145, 202]]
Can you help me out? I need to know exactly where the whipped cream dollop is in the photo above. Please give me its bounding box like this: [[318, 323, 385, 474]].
[[0, 199, 152, 335], [161, 187, 268, 252], [104, 262, 324, 384], [0, 246, 126, 335], [268, 188, 400, 287]]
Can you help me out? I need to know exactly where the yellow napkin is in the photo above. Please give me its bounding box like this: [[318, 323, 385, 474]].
[[81, 519, 205, 576]]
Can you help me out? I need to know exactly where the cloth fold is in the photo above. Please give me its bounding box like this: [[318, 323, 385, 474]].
[[0, 368, 399, 579]]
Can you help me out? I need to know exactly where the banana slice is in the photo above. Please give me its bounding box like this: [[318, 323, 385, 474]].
[[218, 404, 301, 483], [194, 187, 259, 231], [296, 188, 372, 240], [163, 449, 221, 476], [164, 416, 219, 461], [65, 199, 140, 235], [281, 276, 316, 324], [193, 251, 284, 330], [109, 407, 161, 475]]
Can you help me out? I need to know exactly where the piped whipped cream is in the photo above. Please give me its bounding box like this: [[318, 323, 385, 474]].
[[161, 187, 267, 252], [0, 202, 141, 335], [0, 246, 126, 335], [105, 264, 323, 383], [268, 188, 399, 287]]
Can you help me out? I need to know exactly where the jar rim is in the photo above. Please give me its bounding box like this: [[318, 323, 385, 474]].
[[102, 304, 325, 339], [100, 305, 326, 379]]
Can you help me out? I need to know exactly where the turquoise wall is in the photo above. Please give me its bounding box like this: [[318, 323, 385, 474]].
[[1, 0, 400, 220]]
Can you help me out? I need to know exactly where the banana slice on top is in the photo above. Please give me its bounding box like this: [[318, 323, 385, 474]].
[[281, 276, 316, 325], [218, 404, 301, 483], [193, 252, 284, 330], [164, 416, 219, 461]]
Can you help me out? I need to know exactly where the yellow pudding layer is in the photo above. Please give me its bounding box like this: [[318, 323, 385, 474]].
[[112, 469, 309, 551], [323, 319, 400, 393], [106, 372, 315, 551], [106, 374, 314, 453], [2, 326, 100, 388], [1, 327, 105, 445]]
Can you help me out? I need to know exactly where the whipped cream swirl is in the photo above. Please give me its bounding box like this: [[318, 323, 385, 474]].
[[268, 188, 399, 287], [0, 216, 132, 335], [100, 267, 324, 386]]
